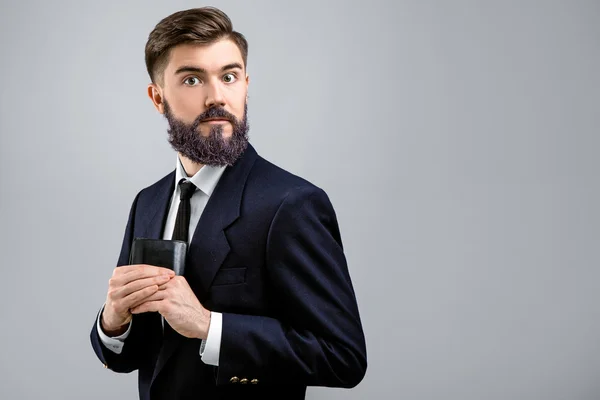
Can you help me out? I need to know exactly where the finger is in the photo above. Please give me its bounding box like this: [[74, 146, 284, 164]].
[[115, 275, 172, 299], [128, 288, 167, 309], [125, 264, 174, 276], [119, 285, 160, 310], [112, 264, 169, 276], [112, 264, 141, 274], [131, 300, 162, 315], [106, 283, 159, 317], [112, 265, 174, 286], [123, 264, 175, 279]]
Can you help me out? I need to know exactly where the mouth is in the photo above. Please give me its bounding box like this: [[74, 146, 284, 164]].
[[201, 118, 230, 124]]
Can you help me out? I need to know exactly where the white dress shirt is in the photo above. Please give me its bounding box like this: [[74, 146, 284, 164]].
[[97, 156, 227, 366]]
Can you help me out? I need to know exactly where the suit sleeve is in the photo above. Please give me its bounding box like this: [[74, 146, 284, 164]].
[[89, 190, 157, 373], [217, 186, 367, 387]]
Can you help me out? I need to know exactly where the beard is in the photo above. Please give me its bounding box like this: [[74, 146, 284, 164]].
[[163, 100, 249, 167]]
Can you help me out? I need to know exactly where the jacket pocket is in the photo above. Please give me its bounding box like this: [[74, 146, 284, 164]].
[[212, 267, 247, 286]]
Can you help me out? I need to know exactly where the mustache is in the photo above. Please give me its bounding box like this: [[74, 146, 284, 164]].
[[192, 107, 238, 126]]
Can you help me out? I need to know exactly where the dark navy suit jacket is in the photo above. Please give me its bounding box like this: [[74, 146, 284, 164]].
[[90, 144, 367, 399]]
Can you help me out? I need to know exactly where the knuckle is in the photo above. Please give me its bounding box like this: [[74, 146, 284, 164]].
[[107, 288, 118, 300]]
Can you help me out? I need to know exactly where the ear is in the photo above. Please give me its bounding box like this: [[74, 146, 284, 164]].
[[245, 74, 250, 101], [147, 83, 165, 114]]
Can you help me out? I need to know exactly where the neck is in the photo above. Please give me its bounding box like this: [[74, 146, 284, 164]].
[[178, 154, 204, 177]]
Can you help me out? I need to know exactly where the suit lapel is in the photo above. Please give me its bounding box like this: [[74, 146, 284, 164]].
[[139, 171, 176, 240], [150, 144, 258, 387], [186, 143, 257, 301]]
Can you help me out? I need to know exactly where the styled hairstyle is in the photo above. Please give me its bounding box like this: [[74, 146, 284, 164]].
[[145, 7, 248, 84]]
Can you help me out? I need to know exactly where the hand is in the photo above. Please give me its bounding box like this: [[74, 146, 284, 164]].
[[130, 276, 211, 340], [101, 264, 175, 335]]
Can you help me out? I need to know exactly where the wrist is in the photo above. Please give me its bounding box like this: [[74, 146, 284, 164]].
[[196, 309, 211, 340], [101, 312, 129, 337]]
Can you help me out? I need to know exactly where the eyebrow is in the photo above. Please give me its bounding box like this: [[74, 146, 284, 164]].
[[174, 62, 243, 75]]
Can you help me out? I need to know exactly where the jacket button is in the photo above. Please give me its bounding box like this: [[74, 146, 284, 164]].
[[240, 378, 249, 384], [230, 376, 239, 384], [251, 378, 259, 384]]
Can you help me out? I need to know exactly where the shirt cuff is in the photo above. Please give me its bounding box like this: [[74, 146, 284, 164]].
[[96, 304, 132, 354], [199, 311, 222, 366]]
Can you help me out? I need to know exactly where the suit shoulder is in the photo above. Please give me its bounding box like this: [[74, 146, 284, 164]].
[[250, 155, 325, 198], [133, 170, 175, 202]]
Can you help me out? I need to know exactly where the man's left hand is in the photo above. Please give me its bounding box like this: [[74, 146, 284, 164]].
[[130, 275, 211, 339]]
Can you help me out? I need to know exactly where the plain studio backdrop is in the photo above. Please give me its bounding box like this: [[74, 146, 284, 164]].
[[1, 0, 599, 399]]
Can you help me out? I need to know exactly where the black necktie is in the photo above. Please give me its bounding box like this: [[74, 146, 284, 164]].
[[163, 179, 196, 340], [172, 179, 197, 243]]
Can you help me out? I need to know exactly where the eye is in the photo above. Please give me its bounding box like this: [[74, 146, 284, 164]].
[[223, 73, 237, 83], [184, 76, 201, 86]]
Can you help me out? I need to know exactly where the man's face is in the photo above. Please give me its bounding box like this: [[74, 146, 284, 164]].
[[149, 39, 250, 166]]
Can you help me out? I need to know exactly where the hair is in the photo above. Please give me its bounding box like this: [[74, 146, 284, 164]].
[[145, 7, 248, 85]]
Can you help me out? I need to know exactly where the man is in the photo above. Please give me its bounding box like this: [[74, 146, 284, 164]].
[[90, 6, 367, 400]]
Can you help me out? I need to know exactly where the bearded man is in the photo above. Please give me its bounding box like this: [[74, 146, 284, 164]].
[[90, 7, 367, 400]]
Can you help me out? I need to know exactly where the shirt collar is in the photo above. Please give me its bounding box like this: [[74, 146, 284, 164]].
[[175, 155, 226, 197]]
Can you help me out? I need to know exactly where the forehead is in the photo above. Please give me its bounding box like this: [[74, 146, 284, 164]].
[[165, 39, 244, 74]]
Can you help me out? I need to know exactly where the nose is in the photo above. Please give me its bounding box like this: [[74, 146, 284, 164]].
[[205, 80, 226, 108]]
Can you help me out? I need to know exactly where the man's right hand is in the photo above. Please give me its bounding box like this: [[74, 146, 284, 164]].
[[101, 264, 175, 336]]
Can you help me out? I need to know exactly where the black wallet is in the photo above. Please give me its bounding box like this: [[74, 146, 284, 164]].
[[129, 238, 188, 276]]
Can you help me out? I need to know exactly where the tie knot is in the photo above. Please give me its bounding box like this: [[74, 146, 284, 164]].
[[178, 180, 196, 201]]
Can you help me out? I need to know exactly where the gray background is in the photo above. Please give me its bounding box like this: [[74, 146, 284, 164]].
[[0, 0, 599, 399]]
